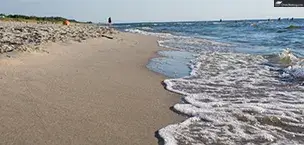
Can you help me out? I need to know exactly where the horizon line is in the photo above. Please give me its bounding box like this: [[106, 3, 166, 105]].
[[112, 17, 304, 24], [1, 12, 303, 24]]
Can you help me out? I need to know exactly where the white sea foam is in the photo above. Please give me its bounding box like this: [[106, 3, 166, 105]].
[[126, 27, 304, 144], [125, 28, 172, 38], [125, 28, 232, 53], [160, 52, 304, 145], [278, 48, 304, 79], [141, 27, 153, 30], [279, 48, 299, 64], [175, 22, 194, 25], [213, 22, 222, 25]]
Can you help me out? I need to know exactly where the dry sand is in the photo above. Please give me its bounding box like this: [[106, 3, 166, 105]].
[[0, 32, 182, 145], [0, 21, 114, 53]]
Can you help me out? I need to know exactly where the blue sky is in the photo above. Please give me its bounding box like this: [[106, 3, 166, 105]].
[[1, 0, 304, 23]]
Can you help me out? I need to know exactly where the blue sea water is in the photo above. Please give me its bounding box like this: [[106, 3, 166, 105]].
[[115, 19, 304, 145]]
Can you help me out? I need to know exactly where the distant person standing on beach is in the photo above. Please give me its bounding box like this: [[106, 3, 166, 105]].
[[108, 17, 112, 27]]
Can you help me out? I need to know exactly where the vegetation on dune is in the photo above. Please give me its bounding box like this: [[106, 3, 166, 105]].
[[0, 13, 91, 24]]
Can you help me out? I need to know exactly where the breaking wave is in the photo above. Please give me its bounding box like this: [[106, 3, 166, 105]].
[[121, 22, 304, 144], [125, 28, 232, 53], [160, 50, 304, 145]]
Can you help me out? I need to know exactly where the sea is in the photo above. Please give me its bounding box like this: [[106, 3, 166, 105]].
[[114, 19, 304, 145]]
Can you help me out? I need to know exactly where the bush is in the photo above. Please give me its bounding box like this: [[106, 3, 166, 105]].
[[0, 14, 82, 23]]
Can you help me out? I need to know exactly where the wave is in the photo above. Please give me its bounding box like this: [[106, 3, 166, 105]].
[[175, 22, 195, 26], [276, 25, 303, 33], [160, 50, 304, 145], [124, 28, 173, 38], [140, 27, 153, 30], [125, 28, 233, 53], [120, 20, 304, 145], [286, 25, 303, 30], [279, 48, 299, 65], [212, 22, 223, 25]]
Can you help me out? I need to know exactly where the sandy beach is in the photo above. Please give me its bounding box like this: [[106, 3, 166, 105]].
[[0, 25, 182, 145]]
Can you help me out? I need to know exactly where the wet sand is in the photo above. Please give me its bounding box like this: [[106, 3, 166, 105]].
[[0, 32, 182, 145]]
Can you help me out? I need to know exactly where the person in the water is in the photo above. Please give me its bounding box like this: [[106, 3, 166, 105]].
[[220, 19, 222, 22], [278, 17, 281, 21], [291, 17, 294, 21]]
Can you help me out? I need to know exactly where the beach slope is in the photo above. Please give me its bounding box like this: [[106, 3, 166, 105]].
[[0, 32, 180, 145]]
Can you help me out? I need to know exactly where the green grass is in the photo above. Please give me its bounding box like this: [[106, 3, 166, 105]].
[[0, 14, 88, 24]]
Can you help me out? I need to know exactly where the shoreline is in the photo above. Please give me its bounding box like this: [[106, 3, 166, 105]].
[[0, 27, 184, 145]]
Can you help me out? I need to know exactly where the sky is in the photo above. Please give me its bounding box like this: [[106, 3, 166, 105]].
[[0, 0, 304, 23]]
